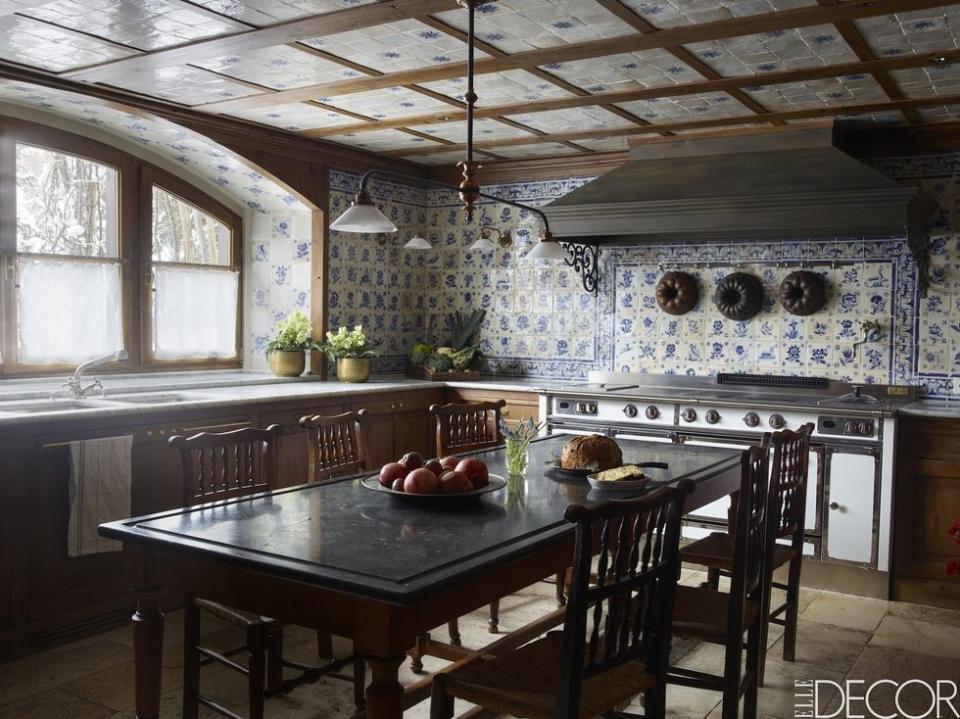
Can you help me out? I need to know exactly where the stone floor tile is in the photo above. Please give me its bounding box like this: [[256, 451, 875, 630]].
[[765, 618, 869, 675], [885, 600, 960, 629], [800, 591, 888, 632], [0, 688, 112, 719], [869, 614, 960, 660]]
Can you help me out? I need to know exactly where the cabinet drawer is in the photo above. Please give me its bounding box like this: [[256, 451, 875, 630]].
[[133, 416, 254, 445]]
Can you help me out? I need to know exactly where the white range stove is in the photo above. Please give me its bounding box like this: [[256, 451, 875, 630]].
[[543, 371, 915, 576]]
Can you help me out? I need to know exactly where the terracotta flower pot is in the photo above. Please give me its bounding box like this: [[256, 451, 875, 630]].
[[268, 350, 305, 377], [336, 357, 370, 383]]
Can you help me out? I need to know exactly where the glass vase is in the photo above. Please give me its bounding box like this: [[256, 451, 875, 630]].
[[505, 438, 529, 476]]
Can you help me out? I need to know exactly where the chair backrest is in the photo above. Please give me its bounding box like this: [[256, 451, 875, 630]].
[[169, 425, 282, 507], [299, 409, 368, 482], [429, 400, 505, 456], [768, 423, 815, 550], [727, 438, 772, 621], [557, 480, 693, 719]]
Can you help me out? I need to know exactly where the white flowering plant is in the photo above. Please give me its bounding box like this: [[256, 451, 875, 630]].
[[266, 311, 313, 353], [316, 325, 381, 359]]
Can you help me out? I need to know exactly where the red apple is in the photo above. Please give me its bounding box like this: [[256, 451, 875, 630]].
[[400, 451, 424, 470], [456, 458, 489, 489], [424, 458, 444, 475], [440, 455, 460, 471], [404, 467, 440, 494], [391, 477, 405, 492], [379, 462, 407, 488], [440, 470, 474, 494]]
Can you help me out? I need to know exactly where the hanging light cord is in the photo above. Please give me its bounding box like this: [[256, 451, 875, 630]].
[[465, 0, 476, 167]]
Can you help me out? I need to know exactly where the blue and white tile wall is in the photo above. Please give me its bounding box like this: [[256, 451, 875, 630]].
[[328, 153, 960, 396], [246, 210, 314, 370]]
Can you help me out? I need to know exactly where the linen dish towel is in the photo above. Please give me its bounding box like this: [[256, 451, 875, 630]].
[[67, 435, 133, 557]]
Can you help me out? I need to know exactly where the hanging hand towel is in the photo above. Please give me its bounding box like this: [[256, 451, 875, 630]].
[[67, 435, 133, 557]]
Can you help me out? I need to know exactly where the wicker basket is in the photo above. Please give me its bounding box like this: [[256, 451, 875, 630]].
[[406, 363, 481, 382]]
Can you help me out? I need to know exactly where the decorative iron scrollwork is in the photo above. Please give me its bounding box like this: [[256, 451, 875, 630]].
[[562, 242, 600, 295]]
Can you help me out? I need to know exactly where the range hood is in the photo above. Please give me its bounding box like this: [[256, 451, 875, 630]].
[[543, 125, 927, 244]]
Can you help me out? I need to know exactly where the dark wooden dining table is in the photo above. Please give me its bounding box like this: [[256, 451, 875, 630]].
[[99, 435, 742, 719]]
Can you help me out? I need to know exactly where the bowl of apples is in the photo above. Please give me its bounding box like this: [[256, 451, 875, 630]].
[[361, 452, 505, 502]]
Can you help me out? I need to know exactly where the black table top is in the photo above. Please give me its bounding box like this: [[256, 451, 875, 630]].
[[100, 436, 740, 603]]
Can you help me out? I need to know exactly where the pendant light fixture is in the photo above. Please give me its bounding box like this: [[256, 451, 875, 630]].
[[404, 235, 432, 250], [457, 0, 481, 223]]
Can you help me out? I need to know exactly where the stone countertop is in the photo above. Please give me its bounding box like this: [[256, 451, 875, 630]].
[[898, 399, 960, 419], [0, 372, 554, 428]]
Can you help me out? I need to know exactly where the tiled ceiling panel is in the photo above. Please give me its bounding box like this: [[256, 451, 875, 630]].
[[224, 102, 356, 131], [323, 86, 453, 121], [828, 111, 904, 124], [683, 25, 858, 76], [300, 19, 489, 73], [419, 69, 574, 105], [22, 0, 247, 51], [105, 66, 265, 106], [615, 92, 752, 122], [503, 106, 637, 134], [398, 149, 493, 166], [196, 45, 371, 90], [617, 0, 818, 28], [431, 0, 637, 53], [322, 128, 444, 152], [916, 102, 960, 122], [490, 142, 581, 158], [192, 0, 378, 27], [571, 136, 632, 152], [854, 6, 960, 58], [890, 65, 960, 98], [0, 15, 137, 71], [537, 49, 707, 94], [406, 117, 537, 143], [743, 75, 890, 111]]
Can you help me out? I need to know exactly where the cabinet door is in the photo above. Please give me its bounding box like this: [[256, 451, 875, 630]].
[[395, 409, 431, 460], [365, 413, 396, 468], [825, 449, 878, 565]]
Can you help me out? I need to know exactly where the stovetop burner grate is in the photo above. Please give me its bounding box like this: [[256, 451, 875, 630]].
[[716, 373, 829, 390]]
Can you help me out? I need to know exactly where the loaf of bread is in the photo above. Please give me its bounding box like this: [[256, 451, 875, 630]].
[[560, 434, 623, 471], [593, 465, 647, 482]]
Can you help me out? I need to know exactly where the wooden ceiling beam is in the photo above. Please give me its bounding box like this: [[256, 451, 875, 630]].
[[594, 0, 783, 125], [384, 91, 960, 156], [197, 0, 955, 112], [60, 0, 467, 81], [299, 47, 960, 138]]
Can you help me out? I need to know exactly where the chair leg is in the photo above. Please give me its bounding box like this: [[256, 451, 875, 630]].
[[430, 674, 455, 719], [353, 654, 367, 709], [488, 600, 500, 633], [706, 566, 721, 590], [410, 633, 428, 674], [448, 619, 461, 647], [782, 555, 802, 662], [182, 598, 201, 719], [720, 635, 742, 719], [642, 682, 667, 719], [267, 628, 284, 693], [317, 629, 334, 659], [555, 571, 567, 607], [744, 620, 762, 719], [247, 627, 268, 719]]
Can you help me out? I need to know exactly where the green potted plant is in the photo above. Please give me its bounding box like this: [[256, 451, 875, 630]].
[[266, 311, 313, 377], [316, 325, 380, 383]]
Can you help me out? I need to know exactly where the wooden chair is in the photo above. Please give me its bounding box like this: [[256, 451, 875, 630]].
[[679, 424, 813, 684], [429, 480, 692, 719], [170, 425, 364, 719], [300, 409, 368, 482], [409, 401, 505, 674], [667, 440, 771, 719]]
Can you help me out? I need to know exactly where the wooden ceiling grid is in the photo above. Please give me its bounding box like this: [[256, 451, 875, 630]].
[[0, 0, 957, 165]]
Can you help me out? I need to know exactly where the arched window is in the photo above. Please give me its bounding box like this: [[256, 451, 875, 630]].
[[0, 120, 242, 375]]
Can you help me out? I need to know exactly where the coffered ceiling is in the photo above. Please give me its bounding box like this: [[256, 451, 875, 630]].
[[0, 0, 959, 167]]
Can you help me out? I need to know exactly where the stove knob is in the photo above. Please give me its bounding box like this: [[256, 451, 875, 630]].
[[623, 403, 638, 419], [743, 412, 760, 428], [843, 421, 856, 435], [705, 409, 721, 425], [769, 413, 786, 430], [681, 408, 697, 423], [645, 405, 660, 420]]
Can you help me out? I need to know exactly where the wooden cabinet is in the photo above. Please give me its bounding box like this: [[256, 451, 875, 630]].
[[346, 389, 442, 465], [893, 416, 960, 608], [444, 387, 541, 430], [262, 402, 344, 488]]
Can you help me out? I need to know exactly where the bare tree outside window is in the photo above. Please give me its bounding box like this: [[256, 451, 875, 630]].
[[152, 186, 230, 266]]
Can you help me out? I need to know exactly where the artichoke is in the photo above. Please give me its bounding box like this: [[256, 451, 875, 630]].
[[426, 353, 453, 372], [409, 342, 434, 365]]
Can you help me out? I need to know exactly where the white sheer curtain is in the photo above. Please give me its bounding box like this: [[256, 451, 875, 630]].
[[154, 266, 238, 360], [18, 258, 123, 365]]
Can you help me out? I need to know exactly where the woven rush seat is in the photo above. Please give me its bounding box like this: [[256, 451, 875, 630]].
[[443, 631, 655, 719], [673, 585, 760, 644], [194, 598, 273, 627], [681, 532, 799, 572]]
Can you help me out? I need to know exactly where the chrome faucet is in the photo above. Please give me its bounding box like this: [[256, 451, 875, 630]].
[[63, 350, 129, 399]]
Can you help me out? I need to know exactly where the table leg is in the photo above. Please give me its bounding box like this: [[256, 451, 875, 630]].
[[364, 653, 406, 719], [133, 589, 164, 719]]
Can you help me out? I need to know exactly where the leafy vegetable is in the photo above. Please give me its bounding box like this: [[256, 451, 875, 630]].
[[445, 309, 486, 351]]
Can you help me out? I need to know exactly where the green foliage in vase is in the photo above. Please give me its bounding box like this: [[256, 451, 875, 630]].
[[315, 325, 381, 359], [266, 311, 313, 353]]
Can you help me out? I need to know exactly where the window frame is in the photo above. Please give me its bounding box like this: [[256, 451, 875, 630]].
[[139, 166, 243, 369], [0, 118, 243, 376]]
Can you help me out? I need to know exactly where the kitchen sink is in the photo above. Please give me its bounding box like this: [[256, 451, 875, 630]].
[[0, 399, 106, 413], [106, 393, 200, 404]]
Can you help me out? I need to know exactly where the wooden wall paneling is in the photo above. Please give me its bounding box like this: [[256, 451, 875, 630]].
[[0, 440, 10, 630]]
